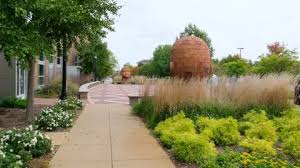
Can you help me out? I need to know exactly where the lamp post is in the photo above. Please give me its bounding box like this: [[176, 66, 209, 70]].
[[237, 48, 244, 58], [94, 55, 97, 81]]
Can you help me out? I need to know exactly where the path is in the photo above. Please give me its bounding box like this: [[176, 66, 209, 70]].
[[50, 84, 174, 168], [88, 84, 142, 104]]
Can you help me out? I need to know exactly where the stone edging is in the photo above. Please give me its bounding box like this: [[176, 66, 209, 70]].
[[79, 81, 101, 99]]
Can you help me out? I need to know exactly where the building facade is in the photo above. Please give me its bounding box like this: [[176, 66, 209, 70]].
[[0, 46, 91, 98]]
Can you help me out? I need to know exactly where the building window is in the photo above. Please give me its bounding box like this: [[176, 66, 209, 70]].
[[39, 52, 45, 61], [16, 62, 26, 98], [38, 52, 45, 86], [57, 56, 61, 64], [75, 55, 80, 66]]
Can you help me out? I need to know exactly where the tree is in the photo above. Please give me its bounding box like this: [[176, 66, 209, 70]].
[[224, 60, 248, 77], [0, 0, 54, 121], [151, 45, 172, 77], [78, 40, 117, 80], [219, 54, 242, 65], [253, 55, 297, 75], [253, 42, 298, 75], [0, 0, 120, 121], [138, 63, 155, 77], [180, 24, 214, 57], [267, 42, 285, 55], [38, 0, 120, 99], [213, 54, 251, 76]]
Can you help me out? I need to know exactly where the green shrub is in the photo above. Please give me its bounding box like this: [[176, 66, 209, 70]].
[[0, 150, 24, 168], [173, 102, 237, 121], [0, 97, 27, 109], [34, 106, 76, 131], [215, 148, 242, 168], [172, 134, 218, 167], [55, 96, 83, 111], [154, 112, 196, 147], [34, 97, 82, 131], [241, 152, 292, 168], [196, 117, 240, 146], [239, 110, 277, 143], [273, 108, 300, 141], [240, 138, 276, 156], [212, 118, 240, 146], [0, 126, 52, 167], [132, 98, 158, 128], [35, 79, 79, 98], [282, 131, 300, 160]]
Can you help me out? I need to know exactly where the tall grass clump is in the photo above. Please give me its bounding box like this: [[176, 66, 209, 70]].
[[136, 74, 294, 128]]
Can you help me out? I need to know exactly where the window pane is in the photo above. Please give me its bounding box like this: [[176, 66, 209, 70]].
[[39, 52, 45, 61], [38, 77, 44, 86], [20, 70, 25, 94], [39, 65, 44, 76], [17, 64, 20, 95], [57, 57, 61, 64]]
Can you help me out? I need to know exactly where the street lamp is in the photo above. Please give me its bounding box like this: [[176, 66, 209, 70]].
[[237, 48, 244, 58], [94, 56, 97, 81]]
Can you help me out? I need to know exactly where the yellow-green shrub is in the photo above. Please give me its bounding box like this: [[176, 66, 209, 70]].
[[282, 131, 300, 160], [196, 117, 240, 146], [239, 110, 277, 143], [212, 118, 240, 146], [154, 112, 196, 147], [274, 108, 300, 141], [196, 117, 216, 132], [240, 138, 276, 156], [172, 135, 218, 167]]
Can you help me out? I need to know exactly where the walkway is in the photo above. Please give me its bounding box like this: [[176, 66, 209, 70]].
[[88, 84, 142, 104], [50, 85, 174, 168]]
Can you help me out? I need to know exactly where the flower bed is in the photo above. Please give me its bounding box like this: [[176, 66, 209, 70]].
[[34, 97, 83, 131], [0, 126, 52, 167]]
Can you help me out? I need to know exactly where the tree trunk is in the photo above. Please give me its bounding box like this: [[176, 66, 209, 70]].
[[26, 58, 36, 123], [59, 36, 68, 100]]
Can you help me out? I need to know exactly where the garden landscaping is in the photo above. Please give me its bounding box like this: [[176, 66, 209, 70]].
[[133, 75, 300, 168], [0, 97, 83, 168]]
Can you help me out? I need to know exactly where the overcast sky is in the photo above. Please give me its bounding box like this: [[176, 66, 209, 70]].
[[106, 0, 299, 67]]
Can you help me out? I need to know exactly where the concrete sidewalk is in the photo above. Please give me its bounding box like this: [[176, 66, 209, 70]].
[[50, 104, 175, 168]]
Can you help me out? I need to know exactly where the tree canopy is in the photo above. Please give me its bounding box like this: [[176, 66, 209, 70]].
[[78, 40, 117, 80], [0, 0, 53, 68], [253, 42, 299, 75], [138, 44, 172, 77], [224, 60, 248, 77], [151, 45, 172, 77]]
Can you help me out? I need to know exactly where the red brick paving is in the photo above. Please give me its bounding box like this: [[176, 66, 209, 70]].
[[88, 84, 143, 105]]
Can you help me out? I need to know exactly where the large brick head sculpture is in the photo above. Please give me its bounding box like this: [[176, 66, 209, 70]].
[[170, 36, 213, 79], [120, 67, 132, 81]]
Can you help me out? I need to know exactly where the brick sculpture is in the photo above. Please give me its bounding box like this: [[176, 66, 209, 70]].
[[120, 67, 132, 81], [170, 36, 212, 79]]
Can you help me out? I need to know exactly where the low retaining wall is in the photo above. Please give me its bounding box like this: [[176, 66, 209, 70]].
[[79, 81, 101, 99]]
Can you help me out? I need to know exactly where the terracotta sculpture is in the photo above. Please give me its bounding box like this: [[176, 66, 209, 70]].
[[120, 67, 132, 81], [170, 36, 212, 79]]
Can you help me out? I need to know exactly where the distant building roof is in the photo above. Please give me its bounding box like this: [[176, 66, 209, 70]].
[[137, 59, 151, 66]]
